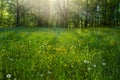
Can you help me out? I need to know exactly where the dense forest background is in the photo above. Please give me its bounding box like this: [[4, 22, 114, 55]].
[[0, 0, 120, 28]]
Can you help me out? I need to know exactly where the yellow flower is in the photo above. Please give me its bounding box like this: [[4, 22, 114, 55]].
[[63, 64, 67, 67]]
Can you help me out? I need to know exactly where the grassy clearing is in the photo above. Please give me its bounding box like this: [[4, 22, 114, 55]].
[[0, 27, 120, 80]]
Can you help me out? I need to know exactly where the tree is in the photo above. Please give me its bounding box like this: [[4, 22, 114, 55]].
[[0, 0, 119, 28]]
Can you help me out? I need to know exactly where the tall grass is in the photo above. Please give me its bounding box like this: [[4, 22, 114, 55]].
[[0, 27, 120, 80]]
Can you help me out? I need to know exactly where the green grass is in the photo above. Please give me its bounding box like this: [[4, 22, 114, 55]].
[[0, 27, 120, 80]]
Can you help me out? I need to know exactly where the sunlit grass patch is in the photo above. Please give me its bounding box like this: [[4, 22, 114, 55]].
[[0, 27, 120, 80]]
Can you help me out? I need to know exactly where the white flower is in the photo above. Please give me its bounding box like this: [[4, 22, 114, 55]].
[[71, 65, 73, 67], [102, 62, 106, 66], [6, 74, 12, 78], [40, 74, 44, 77], [84, 60, 87, 63], [48, 71, 52, 74], [14, 78, 17, 80], [9, 58, 13, 61], [87, 67, 91, 71], [93, 64, 97, 68], [84, 60, 89, 64]]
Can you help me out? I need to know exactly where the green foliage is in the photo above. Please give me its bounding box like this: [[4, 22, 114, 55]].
[[0, 27, 120, 80], [0, 0, 120, 27]]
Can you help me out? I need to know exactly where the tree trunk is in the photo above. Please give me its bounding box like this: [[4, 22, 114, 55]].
[[84, 0, 88, 27], [116, 2, 119, 26], [0, 0, 4, 27], [16, 0, 20, 27]]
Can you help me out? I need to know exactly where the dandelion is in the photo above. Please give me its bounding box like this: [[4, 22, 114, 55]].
[[93, 64, 97, 68], [6, 74, 12, 78], [102, 62, 106, 66]]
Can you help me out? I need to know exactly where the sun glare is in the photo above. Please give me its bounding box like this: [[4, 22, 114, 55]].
[[19, 0, 81, 21]]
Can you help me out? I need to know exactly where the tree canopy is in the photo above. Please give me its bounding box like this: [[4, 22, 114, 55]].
[[0, 0, 120, 28]]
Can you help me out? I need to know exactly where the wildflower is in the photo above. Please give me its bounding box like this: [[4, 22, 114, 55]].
[[98, 52, 101, 54], [93, 64, 97, 68], [38, 51, 41, 53], [39, 46, 41, 49], [41, 45, 44, 47], [71, 65, 73, 68], [20, 45, 23, 48], [74, 47, 76, 49], [64, 64, 67, 67], [84, 60, 87, 63], [87, 67, 91, 71], [84, 60, 89, 64], [40, 74, 44, 77], [86, 61, 89, 64], [29, 41, 31, 43], [48, 71, 52, 74], [2, 49, 5, 52], [6, 74, 12, 78], [14, 78, 17, 80], [9, 58, 13, 61], [102, 62, 106, 66], [18, 41, 20, 43]]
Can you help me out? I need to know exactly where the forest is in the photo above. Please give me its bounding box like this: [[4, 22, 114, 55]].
[[0, 0, 120, 80], [0, 0, 120, 28]]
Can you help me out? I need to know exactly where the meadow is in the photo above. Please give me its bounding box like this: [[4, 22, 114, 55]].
[[0, 27, 120, 80]]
